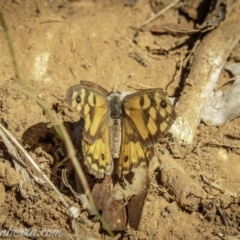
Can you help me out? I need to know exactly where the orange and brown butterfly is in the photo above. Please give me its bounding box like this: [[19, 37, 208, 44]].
[[66, 80, 176, 178]]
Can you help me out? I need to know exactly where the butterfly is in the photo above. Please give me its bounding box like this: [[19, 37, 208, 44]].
[[66, 80, 177, 178]]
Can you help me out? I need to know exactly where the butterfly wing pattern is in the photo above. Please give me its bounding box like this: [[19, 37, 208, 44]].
[[66, 81, 177, 178], [118, 89, 176, 175], [66, 81, 113, 178]]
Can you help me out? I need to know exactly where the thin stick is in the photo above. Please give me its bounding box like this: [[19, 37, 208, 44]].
[[141, 0, 180, 27]]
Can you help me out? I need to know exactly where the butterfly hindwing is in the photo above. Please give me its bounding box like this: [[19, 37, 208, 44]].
[[118, 118, 154, 175], [82, 123, 113, 178]]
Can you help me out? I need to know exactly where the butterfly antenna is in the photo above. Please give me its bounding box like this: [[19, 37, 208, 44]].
[[130, 81, 152, 89], [79, 65, 112, 91], [116, 59, 146, 91]]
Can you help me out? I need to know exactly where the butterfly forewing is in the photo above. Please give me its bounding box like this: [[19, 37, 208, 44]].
[[122, 89, 177, 148], [66, 83, 109, 143]]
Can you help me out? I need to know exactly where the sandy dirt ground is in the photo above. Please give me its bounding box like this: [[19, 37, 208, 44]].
[[1, 0, 240, 239]]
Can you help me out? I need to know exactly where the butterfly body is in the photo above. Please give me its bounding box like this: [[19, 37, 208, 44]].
[[66, 81, 176, 178], [108, 93, 123, 159]]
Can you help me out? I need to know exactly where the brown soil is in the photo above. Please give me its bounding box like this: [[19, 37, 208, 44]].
[[0, 0, 240, 239]]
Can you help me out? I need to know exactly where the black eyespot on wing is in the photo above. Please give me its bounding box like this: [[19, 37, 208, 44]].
[[101, 153, 105, 160], [124, 156, 128, 162], [76, 95, 81, 103], [160, 99, 167, 108]]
